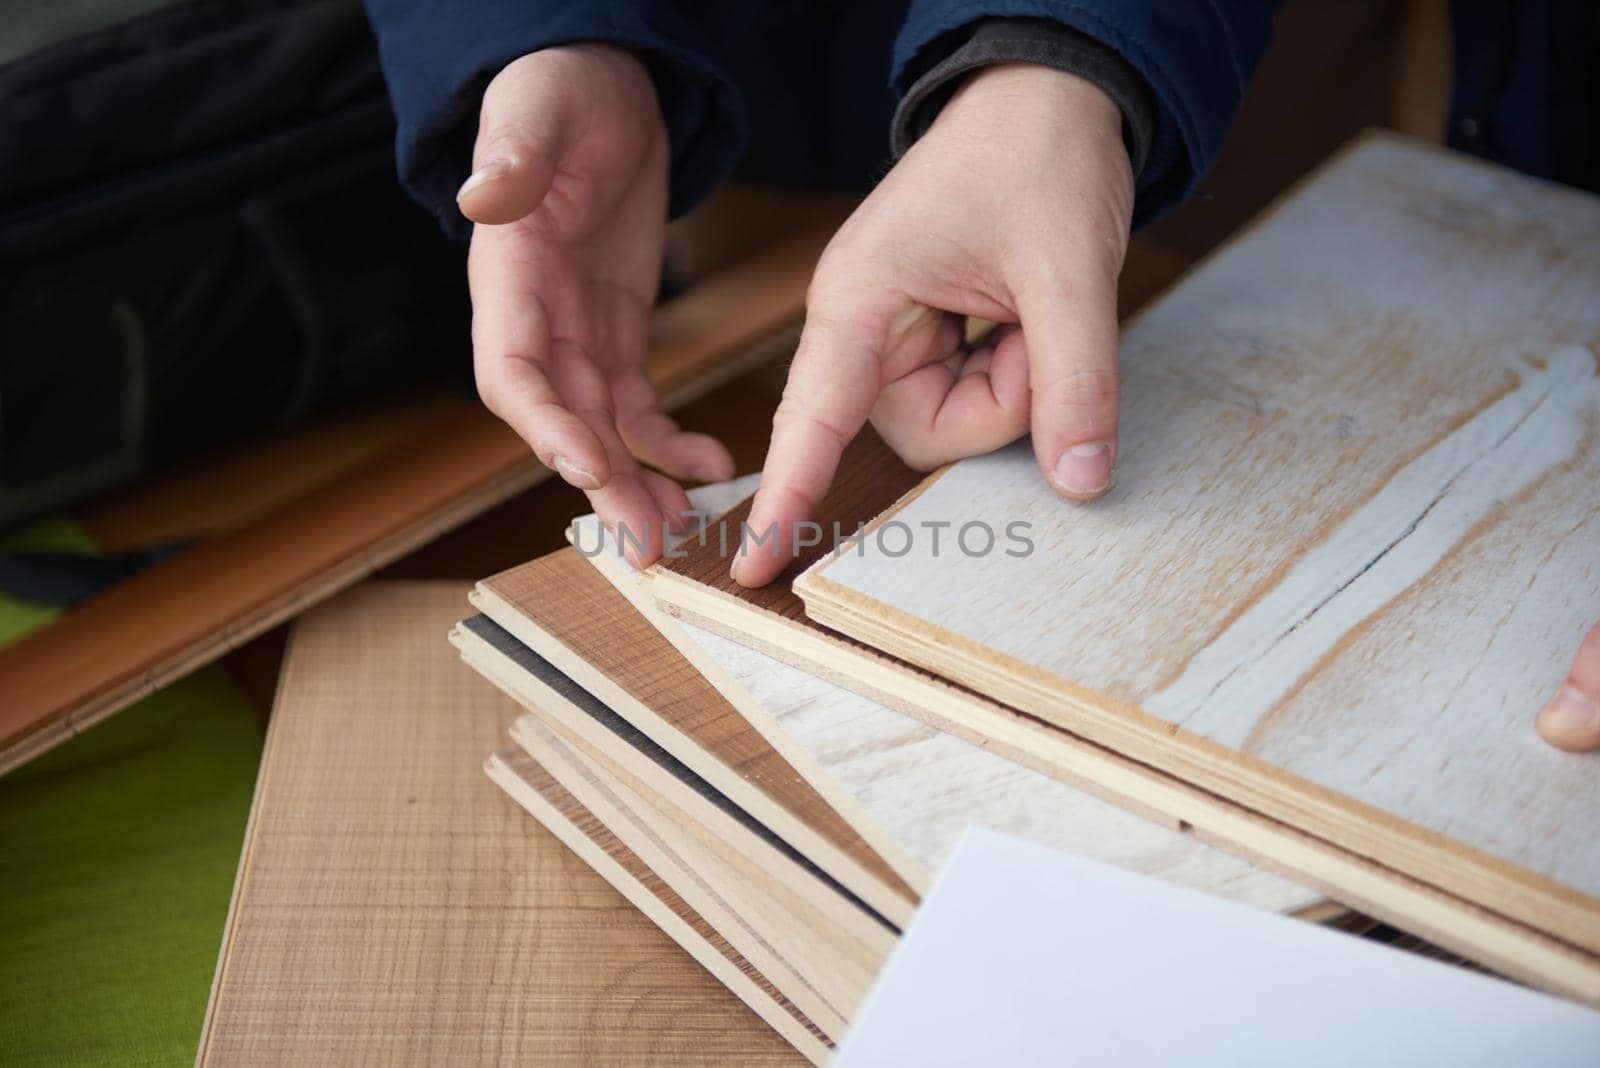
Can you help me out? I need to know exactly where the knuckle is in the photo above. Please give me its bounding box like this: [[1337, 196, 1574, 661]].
[[808, 233, 882, 309], [473, 374, 503, 415], [1043, 367, 1119, 410], [870, 417, 933, 471], [773, 397, 851, 452], [895, 439, 946, 473]]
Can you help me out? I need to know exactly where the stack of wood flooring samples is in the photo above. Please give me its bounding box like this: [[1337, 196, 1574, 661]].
[[457, 132, 1600, 1061]]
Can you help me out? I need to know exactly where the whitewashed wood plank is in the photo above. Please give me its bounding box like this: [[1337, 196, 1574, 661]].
[[799, 136, 1600, 934], [572, 484, 1321, 914]]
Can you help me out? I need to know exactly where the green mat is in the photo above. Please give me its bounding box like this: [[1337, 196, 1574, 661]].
[[0, 520, 263, 1066]]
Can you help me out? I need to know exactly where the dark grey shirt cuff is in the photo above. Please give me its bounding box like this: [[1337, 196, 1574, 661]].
[[891, 17, 1156, 177]]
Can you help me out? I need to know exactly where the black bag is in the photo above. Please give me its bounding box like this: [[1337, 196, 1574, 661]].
[[0, 0, 470, 528]]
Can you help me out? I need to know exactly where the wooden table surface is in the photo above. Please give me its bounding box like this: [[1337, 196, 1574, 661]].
[[199, 582, 800, 1065]]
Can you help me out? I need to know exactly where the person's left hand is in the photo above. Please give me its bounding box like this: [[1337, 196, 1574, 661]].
[[1537, 620, 1600, 751], [460, 45, 734, 568]]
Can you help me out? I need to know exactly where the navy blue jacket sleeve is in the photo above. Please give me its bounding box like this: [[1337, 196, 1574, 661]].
[[362, 0, 747, 239], [892, 1, 1279, 226]]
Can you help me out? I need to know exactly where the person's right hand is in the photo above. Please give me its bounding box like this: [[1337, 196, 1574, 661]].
[[731, 64, 1133, 587], [460, 45, 734, 565]]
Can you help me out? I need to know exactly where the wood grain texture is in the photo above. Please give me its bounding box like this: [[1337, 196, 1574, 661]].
[[798, 136, 1600, 961], [200, 582, 798, 1065], [574, 485, 1318, 913], [474, 548, 917, 924], [643, 384, 1600, 1006], [0, 226, 833, 775], [486, 748, 826, 1064]]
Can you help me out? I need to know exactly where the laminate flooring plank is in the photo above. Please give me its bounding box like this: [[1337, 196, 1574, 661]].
[[473, 548, 917, 925], [200, 582, 797, 1065], [575, 484, 1319, 913], [451, 615, 895, 954], [796, 135, 1600, 966], [645, 424, 1600, 1005]]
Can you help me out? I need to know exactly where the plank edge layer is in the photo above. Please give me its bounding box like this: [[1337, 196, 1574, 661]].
[[646, 571, 1600, 1007], [471, 559, 919, 926], [796, 568, 1600, 961], [448, 620, 900, 957]]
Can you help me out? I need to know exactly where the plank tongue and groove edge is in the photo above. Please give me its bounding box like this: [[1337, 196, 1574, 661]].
[[469, 547, 918, 926], [643, 343, 1600, 1007], [571, 481, 1323, 914], [0, 226, 833, 775], [487, 747, 830, 1064], [453, 613, 892, 1029], [794, 134, 1600, 973]]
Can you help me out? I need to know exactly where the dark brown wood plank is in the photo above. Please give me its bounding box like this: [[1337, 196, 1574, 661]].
[[0, 228, 833, 773]]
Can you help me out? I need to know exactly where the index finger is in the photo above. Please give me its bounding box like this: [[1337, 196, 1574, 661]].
[[732, 308, 882, 586], [467, 232, 611, 488]]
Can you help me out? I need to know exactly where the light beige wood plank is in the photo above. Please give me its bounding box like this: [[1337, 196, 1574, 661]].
[[200, 582, 798, 1065], [797, 134, 1600, 970]]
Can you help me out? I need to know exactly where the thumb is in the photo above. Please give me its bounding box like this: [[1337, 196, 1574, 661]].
[[1537, 620, 1600, 752], [456, 58, 569, 225], [1018, 268, 1121, 499]]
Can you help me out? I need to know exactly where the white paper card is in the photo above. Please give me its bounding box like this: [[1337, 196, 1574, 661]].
[[835, 826, 1600, 1067]]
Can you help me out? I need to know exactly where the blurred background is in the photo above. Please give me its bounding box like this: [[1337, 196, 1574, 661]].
[[1, 1, 1453, 1062]]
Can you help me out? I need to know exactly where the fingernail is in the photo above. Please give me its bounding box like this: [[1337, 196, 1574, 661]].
[[456, 158, 512, 201], [1536, 685, 1599, 741], [1053, 442, 1113, 495], [552, 454, 602, 490]]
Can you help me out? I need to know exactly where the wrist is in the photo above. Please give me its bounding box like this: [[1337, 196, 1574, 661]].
[[943, 63, 1123, 141], [891, 19, 1154, 181]]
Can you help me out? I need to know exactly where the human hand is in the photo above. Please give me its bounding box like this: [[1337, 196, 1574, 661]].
[[1537, 621, 1600, 751], [461, 45, 733, 566], [732, 63, 1133, 586]]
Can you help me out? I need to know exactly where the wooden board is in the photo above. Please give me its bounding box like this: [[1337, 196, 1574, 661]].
[[486, 747, 828, 1064], [0, 226, 832, 775], [472, 548, 918, 926], [572, 482, 1320, 913], [75, 389, 468, 552], [644, 427, 1600, 1004], [200, 582, 799, 1064], [795, 134, 1600, 964], [453, 614, 893, 1029]]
